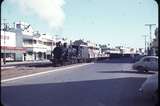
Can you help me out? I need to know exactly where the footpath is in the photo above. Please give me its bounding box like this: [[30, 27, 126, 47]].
[[1, 60, 54, 80], [1, 60, 50, 67], [1, 60, 50, 70]]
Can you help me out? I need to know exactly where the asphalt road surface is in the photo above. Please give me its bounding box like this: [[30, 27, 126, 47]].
[[1, 61, 156, 106]]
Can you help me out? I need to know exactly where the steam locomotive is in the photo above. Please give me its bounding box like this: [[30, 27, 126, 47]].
[[49, 43, 103, 66]]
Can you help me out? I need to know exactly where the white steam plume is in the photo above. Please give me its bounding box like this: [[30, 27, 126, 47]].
[[10, 0, 65, 29]]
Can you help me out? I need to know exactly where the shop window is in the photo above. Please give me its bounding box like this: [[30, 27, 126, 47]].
[[23, 39, 33, 44], [38, 40, 43, 44], [28, 52, 33, 55]]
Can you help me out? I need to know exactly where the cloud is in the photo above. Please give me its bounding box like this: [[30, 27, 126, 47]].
[[10, 0, 65, 29]]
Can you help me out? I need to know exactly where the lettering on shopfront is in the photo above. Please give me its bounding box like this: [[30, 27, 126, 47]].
[[1, 35, 10, 40], [1, 33, 16, 47]]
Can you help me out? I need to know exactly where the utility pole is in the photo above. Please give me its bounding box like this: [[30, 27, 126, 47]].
[[145, 24, 156, 46], [145, 24, 156, 55], [2, 19, 8, 64], [142, 35, 148, 55]]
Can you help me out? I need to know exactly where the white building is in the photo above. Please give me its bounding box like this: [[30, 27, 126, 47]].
[[1, 30, 25, 62], [1, 21, 57, 62], [86, 41, 101, 58]]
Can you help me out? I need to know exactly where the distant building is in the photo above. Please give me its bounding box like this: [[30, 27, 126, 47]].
[[73, 39, 103, 58], [115, 46, 139, 54], [86, 41, 101, 58]]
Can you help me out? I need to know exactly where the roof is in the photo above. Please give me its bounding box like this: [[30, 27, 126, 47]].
[[142, 56, 158, 59]]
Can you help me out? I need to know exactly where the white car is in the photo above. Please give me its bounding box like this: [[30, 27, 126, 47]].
[[139, 74, 158, 104], [132, 56, 158, 72]]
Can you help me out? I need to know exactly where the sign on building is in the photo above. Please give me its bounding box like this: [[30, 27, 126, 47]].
[[1, 31, 16, 47]]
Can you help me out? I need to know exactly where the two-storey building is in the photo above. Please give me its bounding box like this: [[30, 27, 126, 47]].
[[1, 21, 57, 62]]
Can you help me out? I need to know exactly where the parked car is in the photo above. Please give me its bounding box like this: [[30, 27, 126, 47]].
[[132, 56, 158, 72], [132, 54, 145, 62], [139, 74, 158, 104]]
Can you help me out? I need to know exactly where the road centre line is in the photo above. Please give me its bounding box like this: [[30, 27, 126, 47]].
[[1, 63, 93, 83]]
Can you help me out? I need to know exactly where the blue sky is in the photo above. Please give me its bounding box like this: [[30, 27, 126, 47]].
[[1, 0, 158, 48]]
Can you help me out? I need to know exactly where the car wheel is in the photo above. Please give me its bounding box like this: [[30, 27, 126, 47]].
[[144, 69, 149, 73], [137, 66, 145, 72]]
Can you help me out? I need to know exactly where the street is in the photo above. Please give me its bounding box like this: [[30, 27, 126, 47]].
[[1, 60, 156, 106]]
